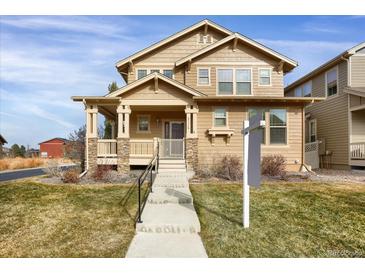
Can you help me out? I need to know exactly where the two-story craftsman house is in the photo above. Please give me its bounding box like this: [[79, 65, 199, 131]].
[[72, 19, 320, 175]]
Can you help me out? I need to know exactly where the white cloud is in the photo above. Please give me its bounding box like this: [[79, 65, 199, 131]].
[[27, 105, 76, 129], [0, 16, 135, 38]]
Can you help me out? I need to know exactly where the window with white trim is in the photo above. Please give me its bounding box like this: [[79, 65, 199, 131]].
[[163, 69, 173, 79], [270, 109, 287, 144], [198, 68, 210, 85], [326, 67, 338, 97], [236, 69, 251, 95], [309, 119, 317, 142], [214, 108, 227, 127], [217, 69, 234, 95], [137, 69, 147, 79], [259, 69, 271, 86], [248, 108, 265, 144], [137, 115, 150, 132]]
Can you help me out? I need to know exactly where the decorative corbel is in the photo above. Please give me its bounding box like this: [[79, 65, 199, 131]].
[[276, 61, 284, 73], [128, 60, 134, 74], [186, 59, 192, 74]]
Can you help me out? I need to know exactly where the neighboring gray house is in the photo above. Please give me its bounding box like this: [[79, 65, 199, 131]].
[[285, 42, 365, 170]]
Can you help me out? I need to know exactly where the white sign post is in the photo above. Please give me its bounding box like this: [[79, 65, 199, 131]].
[[242, 117, 265, 228]]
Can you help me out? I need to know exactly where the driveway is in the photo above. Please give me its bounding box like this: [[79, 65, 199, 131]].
[[0, 164, 77, 182]]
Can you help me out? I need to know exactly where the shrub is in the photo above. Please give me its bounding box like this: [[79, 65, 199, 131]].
[[92, 165, 113, 181], [215, 155, 242, 181], [61, 169, 80, 184], [261, 155, 286, 177]]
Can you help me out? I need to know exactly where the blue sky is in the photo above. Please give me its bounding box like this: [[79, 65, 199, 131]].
[[1, 15, 364, 148]]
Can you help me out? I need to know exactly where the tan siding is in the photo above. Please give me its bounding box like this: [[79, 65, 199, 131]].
[[120, 80, 193, 104], [351, 109, 365, 143], [306, 93, 349, 166], [350, 55, 365, 87], [185, 42, 284, 97], [196, 104, 303, 171], [129, 111, 185, 140], [126, 28, 226, 84]]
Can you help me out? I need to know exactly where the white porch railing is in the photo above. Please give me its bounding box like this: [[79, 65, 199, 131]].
[[350, 142, 365, 160], [159, 138, 185, 159], [305, 140, 320, 169], [130, 139, 157, 158], [97, 139, 117, 157]]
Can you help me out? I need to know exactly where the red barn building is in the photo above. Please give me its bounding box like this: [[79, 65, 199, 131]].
[[39, 138, 68, 158]]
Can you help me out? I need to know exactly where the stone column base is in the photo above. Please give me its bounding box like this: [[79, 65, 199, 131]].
[[117, 138, 130, 175], [87, 137, 98, 173], [185, 138, 198, 172]]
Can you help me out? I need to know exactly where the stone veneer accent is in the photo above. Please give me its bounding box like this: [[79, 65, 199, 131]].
[[117, 138, 130, 175], [87, 137, 98, 173], [185, 138, 198, 172]]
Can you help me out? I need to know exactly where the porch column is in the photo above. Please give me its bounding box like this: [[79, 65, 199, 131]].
[[185, 105, 199, 172], [110, 120, 116, 139], [116, 104, 131, 175], [85, 104, 98, 172]]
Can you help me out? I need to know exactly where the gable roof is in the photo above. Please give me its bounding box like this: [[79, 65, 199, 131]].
[[39, 137, 68, 145], [115, 19, 232, 70], [106, 72, 207, 98], [175, 33, 298, 72], [285, 41, 365, 92]]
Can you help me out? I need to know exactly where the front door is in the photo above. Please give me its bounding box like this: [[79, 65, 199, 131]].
[[162, 121, 185, 158]]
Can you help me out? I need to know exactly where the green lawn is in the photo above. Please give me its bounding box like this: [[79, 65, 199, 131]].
[[191, 182, 365, 258], [0, 181, 142, 257]]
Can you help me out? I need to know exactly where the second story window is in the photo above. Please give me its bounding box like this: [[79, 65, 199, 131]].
[[137, 69, 147, 79], [236, 69, 251, 95], [214, 107, 227, 127], [217, 69, 233, 95], [326, 67, 338, 97], [198, 68, 210, 85], [270, 109, 287, 145], [163, 69, 173, 79], [294, 81, 312, 97], [259, 68, 271, 86]]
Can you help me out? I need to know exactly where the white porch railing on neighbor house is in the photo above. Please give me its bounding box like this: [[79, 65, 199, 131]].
[[159, 138, 185, 159], [97, 139, 117, 157], [350, 142, 365, 160], [130, 139, 157, 158], [305, 140, 320, 169]]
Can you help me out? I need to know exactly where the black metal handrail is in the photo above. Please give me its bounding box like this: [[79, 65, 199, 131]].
[[137, 142, 159, 223]]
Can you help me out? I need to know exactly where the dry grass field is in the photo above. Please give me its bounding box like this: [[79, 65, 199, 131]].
[[0, 157, 45, 171]]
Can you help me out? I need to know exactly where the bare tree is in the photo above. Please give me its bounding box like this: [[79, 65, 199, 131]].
[[64, 125, 86, 170]]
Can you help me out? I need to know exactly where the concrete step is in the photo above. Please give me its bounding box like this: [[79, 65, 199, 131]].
[[157, 169, 187, 174], [159, 159, 185, 164], [126, 233, 207, 258], [159, 164, 186, 169], [136, 203, 201, 234], [147, 188, 193, 204]]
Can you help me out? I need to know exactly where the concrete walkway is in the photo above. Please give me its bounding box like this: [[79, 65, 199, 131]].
[[126, 172, 207, 258]]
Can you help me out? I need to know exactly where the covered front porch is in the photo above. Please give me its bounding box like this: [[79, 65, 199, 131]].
[[348, 89, 365, 167]]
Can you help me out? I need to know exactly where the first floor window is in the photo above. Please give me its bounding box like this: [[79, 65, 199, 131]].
[[218, 69, 233, 95], [198, 68, 210, 85], [259, 69, 271, 86], [138, 115, 150, 132], [248, 108, 265, 144], [309, 119, 317, 142], [270, 109, 287, 144], [326, 67, 338, 97], [214, 108, 227, 127], [163, 69, 173, 78], [236, 69, 251, 95], [137, 69, 147, 79]]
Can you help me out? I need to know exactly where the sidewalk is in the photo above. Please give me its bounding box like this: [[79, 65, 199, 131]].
[[126, 172, 207, 258]]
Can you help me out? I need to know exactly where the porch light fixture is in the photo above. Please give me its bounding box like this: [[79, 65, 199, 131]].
[[156, 118, 161, 127]]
